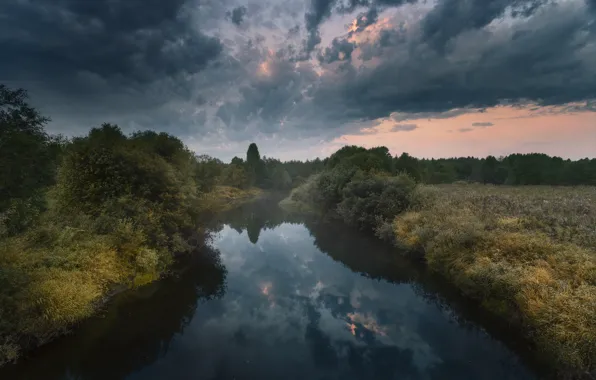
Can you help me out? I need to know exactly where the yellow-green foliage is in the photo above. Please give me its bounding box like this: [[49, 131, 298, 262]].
[[0, 126, 264, 366], [394, 184, 596, 376], [198, 186, 263, 214], [0, 182, 263, 366], [279, 174, 322, 214], [0, 225, 130, 364]]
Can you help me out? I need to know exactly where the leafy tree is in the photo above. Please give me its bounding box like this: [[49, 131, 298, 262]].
[[0, 85, 54, 208], [394, 153, 421, 181], [194, 155, 223, 192], [246, 143, 261, 166], [245, 142, 266, 185], [220, 164, 250, 189], [337, 173, 416, 232], [54, 125, 198, 218], [327, 145, 367, 169], [271, 166, 292, 190], [230, 156, 244, 165], [315, 164, 359, 210]]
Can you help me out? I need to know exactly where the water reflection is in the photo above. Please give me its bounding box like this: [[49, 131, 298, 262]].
[[2, 200, 537, 380], [0, 252, 226, 380]]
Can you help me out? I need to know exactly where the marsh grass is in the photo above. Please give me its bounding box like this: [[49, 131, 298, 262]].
[[394, 184, 596, 377], [198, 186, 263, 214], [0, 185, 259, 366]]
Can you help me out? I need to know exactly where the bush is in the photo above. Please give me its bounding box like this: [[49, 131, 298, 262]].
[[219, 164, 250, 189], [0, 192, 46, 237], [279, 174, 323, 213], [337, 173, 416, 232], [314, 165, 358, 210]]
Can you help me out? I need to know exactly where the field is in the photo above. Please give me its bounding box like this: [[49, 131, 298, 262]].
[[393, 184, 596, 377]]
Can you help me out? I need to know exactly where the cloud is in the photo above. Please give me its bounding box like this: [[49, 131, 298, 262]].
[[459, 128, 474, 133], [471, 122, 494, 127], [318, 38, 356, 63], [227, 6, 248, 25], [0, 0, 224, 138], [308, 0, 596, 124], [421, 0, 549, 51], [391, 123, 418, 132], [1, 0, 222, 89], [1, 0, 595, 158], [349, 7, 379, 33], [303, 0, 415, 54]]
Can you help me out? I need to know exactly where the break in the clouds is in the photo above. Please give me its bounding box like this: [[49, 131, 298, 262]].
[[1, 0, 595, 160]]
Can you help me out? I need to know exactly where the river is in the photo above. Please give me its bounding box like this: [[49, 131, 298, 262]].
[[0, 199, 539, 380]]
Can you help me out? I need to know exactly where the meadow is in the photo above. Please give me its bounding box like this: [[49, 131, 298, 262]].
[[395, 184, 596, 378]]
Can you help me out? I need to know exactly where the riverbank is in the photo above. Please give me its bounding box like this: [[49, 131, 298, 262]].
[[281, 177, 596, 378], [198, 186, 264, 214], [0, 186, 261, 367], [394, 184, 596, 378]]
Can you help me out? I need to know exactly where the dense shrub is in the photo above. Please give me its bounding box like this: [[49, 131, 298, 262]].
[[194, 155, 223, 192], [314, 165, 359, 210], [219, 164, 250, 189], [337, 173, 416, 232]]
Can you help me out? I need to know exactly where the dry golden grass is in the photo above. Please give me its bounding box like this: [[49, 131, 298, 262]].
[[394, 184, 596, 377], [0, 230, 131, 363], [0, 185, 262, 366], [199, 186, 263, 213]]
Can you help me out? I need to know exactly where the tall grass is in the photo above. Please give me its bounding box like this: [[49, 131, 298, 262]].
[[0, 185, 258, 366], [394, 184, 596, 378]]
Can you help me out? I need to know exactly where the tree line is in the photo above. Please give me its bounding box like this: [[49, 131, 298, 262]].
[[327, 145, 596, 186]]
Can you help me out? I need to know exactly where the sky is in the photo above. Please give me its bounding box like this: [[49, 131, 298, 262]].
[[1, 0, 595, 161]]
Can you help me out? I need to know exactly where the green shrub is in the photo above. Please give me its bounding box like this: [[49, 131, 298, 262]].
[[337, 173, 416, 232], [219, 164, 250, 189], [315, 165, 358, 210]]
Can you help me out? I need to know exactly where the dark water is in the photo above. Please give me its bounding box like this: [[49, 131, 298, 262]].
[[1, 201, 538, 380]]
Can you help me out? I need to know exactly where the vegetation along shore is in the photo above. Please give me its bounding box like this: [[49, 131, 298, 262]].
[[0, 85, 286, 365], [281, 145, 596, 379]]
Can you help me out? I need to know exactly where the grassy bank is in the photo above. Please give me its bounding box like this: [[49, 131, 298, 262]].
[[199, 186, 263, 214], [0, 185, 258, 366], [394, 184, 596, 377]]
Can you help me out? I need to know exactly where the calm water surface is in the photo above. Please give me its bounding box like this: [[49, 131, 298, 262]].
[[1, 201, 538, 380]]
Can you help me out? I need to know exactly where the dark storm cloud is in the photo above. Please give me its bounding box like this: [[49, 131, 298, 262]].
[[2, 0, 595, 151], [391, 124, 418, 132], [304, 0, 335, 53], [421, 0, 550, 51], [318, 38, 356, 63], [227, 6, 248, 25], [309, 0, 596, 124], [0, 0, 224, 136], [0, 0, 222, 88], [472, 122, 494, 127], [303, 0, 415, 54]]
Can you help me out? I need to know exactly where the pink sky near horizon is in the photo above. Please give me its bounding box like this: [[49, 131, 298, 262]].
[[328, 106, 596, 160]]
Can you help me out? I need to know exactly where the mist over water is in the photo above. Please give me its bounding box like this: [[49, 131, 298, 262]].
[[1, 201, 537, 380]]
